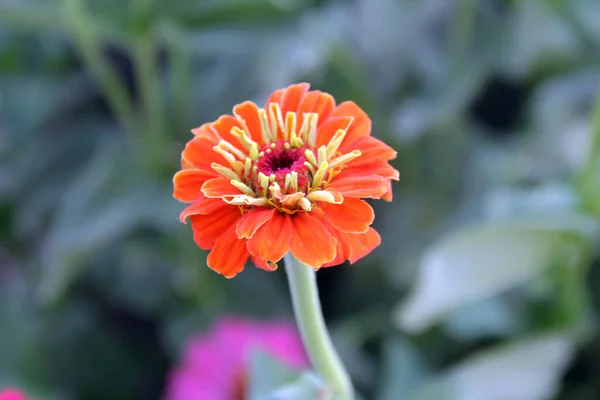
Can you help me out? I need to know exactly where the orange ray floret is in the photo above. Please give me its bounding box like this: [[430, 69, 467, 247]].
[[173, 83, 399, 278]]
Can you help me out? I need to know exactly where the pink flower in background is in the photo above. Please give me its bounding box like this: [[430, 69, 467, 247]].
[[0, 388, 27, 400], [165, 317, 308, 400]]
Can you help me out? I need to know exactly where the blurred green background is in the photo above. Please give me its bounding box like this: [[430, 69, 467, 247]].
[[2, 0, 600, 399]]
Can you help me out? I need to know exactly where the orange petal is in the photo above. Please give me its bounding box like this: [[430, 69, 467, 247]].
[[252, 256, 278, 272], [297, 91, 335, 123], [266, 83, 311, 116], [191, 123, 219, 141], [345, 227, 381, 264], [190, 206, 242, 250], [233, 101, 264, 145], [349, 136, 397, 166], [328, 170, 388, 199], [331, 101, 371, 152], [182, 136, 227, 173], [344, 163, 400, 181], [236, 208, 276, 239], [290, 212, 336, 269], [247, 212, 293, 263], [319, 198, 374, 234], [179, 196, 226, 222], [201, 178, 243, 198], [315, 116, 354, 148], [207, 224, 249, 278], [313, 214, 352, 267], [173, 170, 216, 202], [211, 115, 247, 154]]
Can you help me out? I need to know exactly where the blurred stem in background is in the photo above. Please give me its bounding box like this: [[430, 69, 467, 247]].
[[578, 82, 600, 215], [448, 0, 475, 81], [63, 0, 137, 141], [284, 254, 354, 400]]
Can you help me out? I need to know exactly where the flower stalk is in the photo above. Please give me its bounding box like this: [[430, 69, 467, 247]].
[[284, 254, 354, 400]]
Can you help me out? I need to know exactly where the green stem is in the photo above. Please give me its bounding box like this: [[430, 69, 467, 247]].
[[62, 0, 137, 141], [578, 82, 600, 213], [284, 254, 354, 400]]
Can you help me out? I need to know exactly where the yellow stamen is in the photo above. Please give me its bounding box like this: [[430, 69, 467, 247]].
[[269, 174, 276, 183], [244, 158, 252, 179], [217, 140, 246, 161], [284, 173, 292, 192], [306, 113, 319, 147], [284, 112, 296, 142], [230, 180, 256, 196], [290, 171, 298, 192], [306, 190, 343, 204], [317, 146, 327, 166], [212, 163, 239, 181], [290, 131, 304, 148], [303, 161, 316, 175], [258, 109, 274, 143], [284, 142, 291, 150], [269, 103, 284, 140], [304, 149, 318, 166], [329, 150, 362, 169], [230, 127, 257, 151], [213, 146, 245, 174], [249, 143, 259, 160], [223, 194, 268, 207], [258, 172, 270, 196], [298, 197, 312, 211], [326, 129, 346, 159], [312, 161, 328, 189]]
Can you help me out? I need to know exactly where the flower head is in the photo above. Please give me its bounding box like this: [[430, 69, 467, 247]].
[[0, 388, 28, 400], [174, 83, 399, 277], [164, 317, 308, 400]]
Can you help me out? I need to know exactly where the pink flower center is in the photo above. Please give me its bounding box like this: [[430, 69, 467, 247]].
[[254, 141, 310, 193]]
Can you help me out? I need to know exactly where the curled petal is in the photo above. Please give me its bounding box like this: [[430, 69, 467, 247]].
[[179, 196, 226, 222], [290, 213, 337, 269], [190, 206, 242, 250], [201, 178, 243, 198], [319, 198, 374, 234], [173, 170, 216, 202], [247, 212, 293, 263], [236, 208, 276, 239], [223, 194, 269, 206], [207, 224, 249, 278], [252, 256, 278, 272]]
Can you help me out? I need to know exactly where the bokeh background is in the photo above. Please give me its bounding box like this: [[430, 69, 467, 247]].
[[2, 0, 600, 399]]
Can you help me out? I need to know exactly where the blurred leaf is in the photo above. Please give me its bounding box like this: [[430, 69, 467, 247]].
[[267, 371, 331, 400], [377, 337, 431, 400], [395, 224, 573, 333], [410, 332, 575, 400], [246, 350, 302, 400]]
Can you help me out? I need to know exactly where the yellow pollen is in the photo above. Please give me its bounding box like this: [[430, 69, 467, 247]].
[[284, 142, 291, 150]]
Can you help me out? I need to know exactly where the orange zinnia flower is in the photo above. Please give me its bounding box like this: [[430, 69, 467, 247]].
[[173, 83, 399, 278]]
